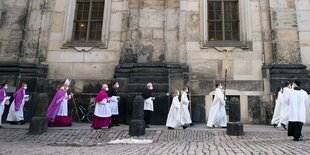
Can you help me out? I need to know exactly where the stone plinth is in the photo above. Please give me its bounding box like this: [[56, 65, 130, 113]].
[[129, 95, 145, 136], [227, 97, 244, 136], [28, 93, 49, 135]]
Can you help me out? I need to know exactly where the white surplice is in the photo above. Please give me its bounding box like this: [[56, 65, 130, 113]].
[[181, 92, 192, 124], [207, 88, 227, 127], [166, 96, 183, 128], [279, 87, 291, 126], [287, 89, 309, 123], [144, 97, 154, 111], [110, 96, 119, 115], [271, 92, 284, 125], [0, 91, 10, 125], [7, 94, 29, 122], [57, 93, 71, 116], [94, 99, 112, 118]]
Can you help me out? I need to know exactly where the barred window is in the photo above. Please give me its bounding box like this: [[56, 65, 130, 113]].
[[73, 0, 104, 41], [208, 0, 239, 41]]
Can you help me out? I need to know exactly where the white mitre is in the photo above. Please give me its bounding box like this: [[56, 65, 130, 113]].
[[64, 79, 71, 86]]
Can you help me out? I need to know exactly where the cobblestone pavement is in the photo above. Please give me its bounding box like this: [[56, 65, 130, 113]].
[[0, 123, 310, 155]]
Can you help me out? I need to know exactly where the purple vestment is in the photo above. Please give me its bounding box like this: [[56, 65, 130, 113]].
[[13, 88, 25, 112], [46, 89, 66, 122], [0, 88, 6, 103]]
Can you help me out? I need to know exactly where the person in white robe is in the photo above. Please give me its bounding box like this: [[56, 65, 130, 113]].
[[108, 81, 120, 126], [287, 80, 309, 141], [279, 82, 291, 129], [166, 90, 187, 130], [7, 83, 29, 125], [181, 87, 192, 127], [207, 83, 227, 128], [0, 83, 11, 128], [271, 87, 284, 127]]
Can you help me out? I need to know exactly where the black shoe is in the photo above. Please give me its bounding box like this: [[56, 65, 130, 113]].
[[108, 124, 113, 129], [281, 123, 287, 130], [182, 126, 188, 130], [273, 124, 277, 128], [145, 125, 150, 128], [168, 127, 174, 130], [19, 120, 25, 125], [294, 138, 303, 141], [221, 126, 227, 128], [94, 128, 101, 130], [212, 125, 215, 128], [0, 125, 3, 128], [10, 121, 17, 125]]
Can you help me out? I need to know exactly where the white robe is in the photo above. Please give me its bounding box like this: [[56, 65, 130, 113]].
[[94, 99, 112, 118], [181, 92, 192, 124], [279, 87, 291, 126], [0, 92, 10, 125], [57, 93, 71, 116], [271, 92, 284, 125], [110, 96, 119, 115], [207, 88, 227, 127], [166, 96, 183, 128], [7, 94, 29, 122], [144, 97, 154, 111], [287, 89, 309, 123]]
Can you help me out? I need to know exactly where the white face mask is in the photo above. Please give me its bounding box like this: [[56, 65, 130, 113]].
[[24, 86, 27, 90], [4, 86, 8, 89], [185, 89, 189, 93], [105, 88, 109, 91], [115, 84, 119, 88], [149, 86, 153, 90]]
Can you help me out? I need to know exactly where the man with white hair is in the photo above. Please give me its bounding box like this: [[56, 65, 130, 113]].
[[142, 83, 155, 128], [47, 79, 73, 127]]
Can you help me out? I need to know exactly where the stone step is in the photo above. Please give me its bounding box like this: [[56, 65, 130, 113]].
[[128, 83, 169, 93], [131, 67, 168, 73], [129, 76, 169, 83]]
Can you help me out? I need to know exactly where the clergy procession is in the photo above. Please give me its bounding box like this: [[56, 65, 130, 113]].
[[0, 79, 309, 142]]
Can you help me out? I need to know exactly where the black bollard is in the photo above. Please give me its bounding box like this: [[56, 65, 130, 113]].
[[226, 97, 244, 136], [28, 93, 49, 135], [129, 95, 145, 136]]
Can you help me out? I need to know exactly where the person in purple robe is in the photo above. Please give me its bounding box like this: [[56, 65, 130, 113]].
[[91, 84, 113, 129], [7, 82, 29, 125], [0, 83, 11, 128], [47, 79, 73, 127]]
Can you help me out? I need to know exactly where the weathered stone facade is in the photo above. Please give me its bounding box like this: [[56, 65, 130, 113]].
[[0, 0, 310, 124]]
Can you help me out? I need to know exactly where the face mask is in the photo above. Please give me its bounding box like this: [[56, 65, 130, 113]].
[[115, 84, 119, 88], [4, 86, 8, 89], [219, 86, 223, 89], [149, 86, 153, 90], [185, 89, 188, 93], [177, 92, 180, 96], [105, 88, 109, 91], [24, 86, 27, 90]]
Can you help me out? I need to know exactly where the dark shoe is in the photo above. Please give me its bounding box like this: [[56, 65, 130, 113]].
[[19, 120, 25, 125], [115, 124, 120, 126], [0, 125, 3, 128], [273, 124, 277, 128], [294, 138, 303, 141], [221, 126, 227, 128], [281, 123, 287, 130], [10, 121, 18, 125], [108, 124, 113, 129], [212, 125, 215, 128], [182, 126, 188, 130], [145, 125, 150, 128], [168, 127, 174, 130]]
